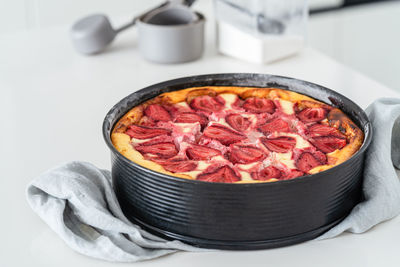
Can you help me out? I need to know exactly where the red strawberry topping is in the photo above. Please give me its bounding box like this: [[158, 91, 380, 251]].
[[174, 112, 208, 127], [135, 142, 178, 158], [260, 136, 296, 153], [225, 114, 251, 132], [190, 95, 224, 112], [229, 144, 266, 164], [124, 92, 355, 183], [310, 136, 347, 153], [243, 97, 276, 114], [140, 135, 174, 145], [252, 166, 282, 180], [186, 144, 221, 160], [144, 104, 171, 122], [259, 118, 290, 135], [308, 124, 345, 138], [161, 160, 197, 173], [138, 116, 157, 127], [125, 125, 170, 139], [297, 108, 327, 123], [296, 151, 326, 172], [284, 170, 304, 179], [197, 165, 241, 183], [203, 124, 245, 145]]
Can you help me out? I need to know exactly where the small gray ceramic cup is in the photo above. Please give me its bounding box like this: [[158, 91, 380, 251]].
[[137, 7, 205, 64]]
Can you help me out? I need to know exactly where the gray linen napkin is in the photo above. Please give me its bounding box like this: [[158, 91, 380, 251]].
[[26, 98, 400, 262], [318, 98, 400, 239], [26, 162, 203, 262]]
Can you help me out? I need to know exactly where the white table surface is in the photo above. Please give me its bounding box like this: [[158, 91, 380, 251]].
[[1, 2, 400, 266]]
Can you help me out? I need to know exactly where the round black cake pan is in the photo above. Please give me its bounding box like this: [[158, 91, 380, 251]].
[[103, 73, 372, 250]]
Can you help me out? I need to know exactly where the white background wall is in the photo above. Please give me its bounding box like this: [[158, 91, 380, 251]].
[[1, 0, 399, 92], [308, 1, 400, 92]]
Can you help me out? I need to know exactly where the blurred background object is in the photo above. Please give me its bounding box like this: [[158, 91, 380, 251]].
[[69, 0, 204, 63], [214, 0, 308, 63], [0, 0, 399, 90]]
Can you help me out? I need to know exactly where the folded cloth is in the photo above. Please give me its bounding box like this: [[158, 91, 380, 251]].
[[26, 98, 400, 262], [26, 162, 203, 262], [318, 98, 400, 239]]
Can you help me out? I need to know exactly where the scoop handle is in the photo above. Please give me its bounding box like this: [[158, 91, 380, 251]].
[[115, 0, 197, 33], [183, 0, 196, 6], [115, 18, 137, 33]]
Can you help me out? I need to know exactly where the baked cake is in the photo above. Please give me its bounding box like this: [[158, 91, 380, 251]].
[[112, 86, 364, 183]]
